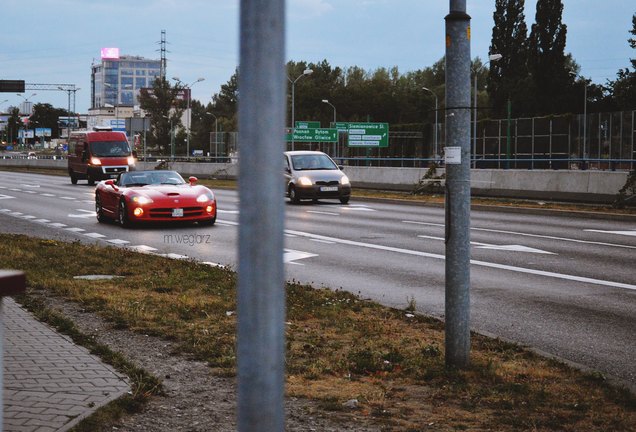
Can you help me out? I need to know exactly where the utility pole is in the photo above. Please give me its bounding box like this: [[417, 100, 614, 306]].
[[237, 0, 286, 430], [444, 0, 472, 369]]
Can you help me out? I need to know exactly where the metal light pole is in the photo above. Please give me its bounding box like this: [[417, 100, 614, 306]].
[[445, 0, 471, 369], [287, 68, 313, 150], [206, 112, 218, 160], [322, 99, 336, 155], [16, 93, 37, 147], [173, 77, 205, 157], [422, 87, 439, 159], [472, 54, 502, 168]]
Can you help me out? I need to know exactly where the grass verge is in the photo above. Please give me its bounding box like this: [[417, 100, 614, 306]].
[[1, 234, 634, 430]]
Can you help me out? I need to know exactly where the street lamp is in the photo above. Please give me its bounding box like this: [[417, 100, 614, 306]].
[[173, 77, 205, 157], [473, 53, 502, 167], [206, 112, 218, 160], [421, 87, 439, 159], [321, 99, 337, 156], [58, 87, 80, 139], [287, 68, 313, 150], [16, 93, 37, 147]]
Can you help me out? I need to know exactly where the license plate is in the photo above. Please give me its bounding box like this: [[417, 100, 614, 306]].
[[320, 186, 338, 192], [172, 208, 184, 217], [109, 174, 118, 178]]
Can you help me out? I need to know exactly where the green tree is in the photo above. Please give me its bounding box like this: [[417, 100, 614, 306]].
[[608, 14, 636, 110], [210, 68, 238, 132], [5, 107, 21, 145], [29, 103, 67, 140], [487, 0, 531, 117], [138, 77, 185, 154], [528, 0, 572, 115]]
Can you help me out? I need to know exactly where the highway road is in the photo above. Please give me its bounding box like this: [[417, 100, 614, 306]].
[[0, 170, 634, 388]]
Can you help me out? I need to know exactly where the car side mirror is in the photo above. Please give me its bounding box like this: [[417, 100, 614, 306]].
[[285, 167, 291, 173], [105, 179, 118, 191], [338, 165, 345, 171], [189, 176, 198, 185]]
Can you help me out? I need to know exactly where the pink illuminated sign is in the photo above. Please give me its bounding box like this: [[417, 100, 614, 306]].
[[101, 48, 120, 59]]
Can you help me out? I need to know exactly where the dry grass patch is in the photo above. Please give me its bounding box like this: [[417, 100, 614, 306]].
[[1, 234, 634, 430]]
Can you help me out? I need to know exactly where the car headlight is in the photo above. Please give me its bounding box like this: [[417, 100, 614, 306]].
[[90, 157, 102, 166], [298, 176, 313, 186], [196, 193, 214, 203], [127, 156, 136, 165], [340, 175, 350, 185], [132, 195, 153, 205]]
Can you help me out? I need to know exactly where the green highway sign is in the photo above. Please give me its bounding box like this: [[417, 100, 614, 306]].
[[295, 121, 320, 129], [344, 122, 389, 147], [285, 128, 338, 143]]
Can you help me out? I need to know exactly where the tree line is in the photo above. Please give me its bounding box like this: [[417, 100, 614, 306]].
[[3, 1, 634, 156]]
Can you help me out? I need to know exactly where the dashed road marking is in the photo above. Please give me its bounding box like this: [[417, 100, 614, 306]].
[[107, 239, 130, 245], [48, 223, 68, 228], [84, 232, 106, 239]]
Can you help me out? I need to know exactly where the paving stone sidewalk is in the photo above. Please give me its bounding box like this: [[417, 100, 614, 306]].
[[2, 298, 130, 432]]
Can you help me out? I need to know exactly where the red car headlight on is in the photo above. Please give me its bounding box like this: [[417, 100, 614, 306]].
[[132, 195, 153, 205], [196, 192, 215, 203], [90, 157, 102, 166]]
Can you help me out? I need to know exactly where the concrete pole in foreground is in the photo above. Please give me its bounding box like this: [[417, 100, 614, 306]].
[[444, 0, 472, 368], [237, 0, 286, 430]]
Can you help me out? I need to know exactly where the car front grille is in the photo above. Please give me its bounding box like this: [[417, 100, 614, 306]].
[[315, 180, 339, 186], [148, 207, 204, 218]]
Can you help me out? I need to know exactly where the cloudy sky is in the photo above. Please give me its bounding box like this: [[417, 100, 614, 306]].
[[1, 0, 633, 113]]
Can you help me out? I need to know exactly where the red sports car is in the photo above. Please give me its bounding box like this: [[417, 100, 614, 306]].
[[95, 170, 217, 227]]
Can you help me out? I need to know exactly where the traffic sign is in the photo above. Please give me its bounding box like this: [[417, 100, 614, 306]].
[[295, 121, 320, 129], [345, 122, 389, 147], [285, 128, 338, 143]]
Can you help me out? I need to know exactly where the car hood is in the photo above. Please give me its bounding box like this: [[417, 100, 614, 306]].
[[126, 185, 210, 199], [293, 169, 345, 182]]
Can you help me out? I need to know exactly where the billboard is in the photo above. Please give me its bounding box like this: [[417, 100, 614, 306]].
[[101, 47, 120, 60]]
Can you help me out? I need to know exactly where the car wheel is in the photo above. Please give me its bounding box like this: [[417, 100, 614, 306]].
[[118, 199, 130, 227], [289, 185, 300, 204], [339, 196, 350, 204], [70, 171, 78, 185], [200, 215, 216, 226], [95, 195, 106, 223]]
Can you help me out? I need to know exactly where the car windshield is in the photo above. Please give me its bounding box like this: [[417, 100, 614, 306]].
[[118, 171, 185, 187], [291, 154, 337, 171], [90, 141, 131, 157]]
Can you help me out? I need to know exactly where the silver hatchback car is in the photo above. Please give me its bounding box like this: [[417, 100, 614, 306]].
[[284, 151, 352, 204]]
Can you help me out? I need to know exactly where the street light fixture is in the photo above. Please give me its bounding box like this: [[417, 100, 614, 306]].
[[473, 53, 502, 167], [321, 99, 337, 156], [173, 77, 205, 157], [287, 68, 313, 150], [421, 87, 439, 159], [206, 112, 218, 160]]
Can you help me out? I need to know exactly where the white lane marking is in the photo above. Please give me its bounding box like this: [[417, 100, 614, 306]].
[[65, 227, 86, 232], [21, 215, 36, 219], [33, 219, 50, 223], [307, 210, 339, 216], [9, 212, 23, 216], [158, 253, 190, 260], [48, 223, 68, 228], [417, 235, 555, 255], [0, 194, 15, 200], [310, 239, 337, 245], [60, 196, 76, 200], [22, 184, 41, 188], [403, 220, 636, 250], [68, 209, 97, 218], [285, 233, 298, 238], [218, 209, 239, 214], [284, 249, 318, 265], [9, 188, 21, 192], [108, 239, 130, 245], [202, 261, 226, 268], [84, 232, 106, 239], [82, 200, 94, 204], [341, 205, 376, 212], [40, 193, 55, 197], [0, 209, 10, 212], [286, 228, 636, 291], [585, 229, 636, 237], [0, 186, 6, 189], [22, 190, 37, 194], [128, 245, 158, 253]]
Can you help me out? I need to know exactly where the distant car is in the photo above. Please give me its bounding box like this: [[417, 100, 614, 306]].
[[95, 170, 216, 227], [284, 151, 351, 204], [27, 151, 37, 159]]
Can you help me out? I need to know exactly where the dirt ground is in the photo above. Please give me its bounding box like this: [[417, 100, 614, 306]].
[[32, 292, 390, 432]]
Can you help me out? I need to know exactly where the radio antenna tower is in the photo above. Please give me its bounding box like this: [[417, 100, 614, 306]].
[[158, 30, 168, 80]]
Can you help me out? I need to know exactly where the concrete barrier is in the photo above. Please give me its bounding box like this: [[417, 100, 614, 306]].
[[0, 158, 629, 203]]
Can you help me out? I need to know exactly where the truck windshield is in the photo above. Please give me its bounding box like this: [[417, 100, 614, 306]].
[[90, 141, 131, 157]]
